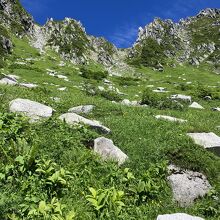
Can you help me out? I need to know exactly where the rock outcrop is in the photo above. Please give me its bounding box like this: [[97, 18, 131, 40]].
[[130, 8, 220, 67]]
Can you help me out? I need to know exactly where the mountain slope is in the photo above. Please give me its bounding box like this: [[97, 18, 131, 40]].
[[129, 8, 220, 69]]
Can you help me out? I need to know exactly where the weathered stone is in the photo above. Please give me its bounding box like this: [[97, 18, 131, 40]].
[[167, 165, 211, 207], [0, 77, 17, 85], [189, 102, 204, 109], [19, 83, 38, 88], [59, 113, 110, 134], [171, 94, 192, 103], [187, 132, 220, 156], [93, 137, 128, 165], [121, 99, 139, 106], [157, 213, 204, 220], [9, 98, 53, 121], [155, 115, 187, 123], [212, 107, 220, 111], [68, 105, 94, 114]]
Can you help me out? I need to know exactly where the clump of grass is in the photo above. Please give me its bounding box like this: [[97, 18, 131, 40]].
[[80, 67, 108, 81]]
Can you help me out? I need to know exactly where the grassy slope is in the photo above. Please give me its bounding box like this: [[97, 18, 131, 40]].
[[0, 36, 220, 219]]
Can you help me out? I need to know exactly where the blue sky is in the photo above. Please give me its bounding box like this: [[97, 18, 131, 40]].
[[20, 0, 220, 48]]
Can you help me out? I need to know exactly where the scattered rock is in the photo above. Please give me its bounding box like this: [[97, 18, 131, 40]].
[[58, 87, 67, 91], [50, 97, 61, 102], [189, 102, 204, 109], [9, 98, 53, 122], [68, 105, 94, 114], [0, 77, 17, 85], [212, 107, 220, 111], [204, 96, 212, 100], [167, 165, 211, 207], [153, 87, 168, 93], [121, 99, 139, 106], [19, 83, 38, 88], [187, 132, 220, 156], [157, 213, 204, 220], [171, 94, 192, 103], [59, 113, 110, 134], [93, 137, 128, 165], [155, 115, 187, 123]]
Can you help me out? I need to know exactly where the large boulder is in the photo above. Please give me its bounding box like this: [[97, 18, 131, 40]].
[[59, 113, 110, 134], [93, 137, 128, 165], [157, 213, 204, 220], [9, 98, 53, 121], [167, 165, 211, 207], [68, 105, 94, 114], [187, 132, 220, 156], [155, 115, 187, 123]]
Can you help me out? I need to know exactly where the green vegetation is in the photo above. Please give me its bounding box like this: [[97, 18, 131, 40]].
[[80, 67, 108, 81], [0, 6, 219, 220], [130, 38, 167, 68]]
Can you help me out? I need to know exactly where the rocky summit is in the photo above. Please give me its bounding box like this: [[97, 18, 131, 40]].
[[0, 1, 219, 219]]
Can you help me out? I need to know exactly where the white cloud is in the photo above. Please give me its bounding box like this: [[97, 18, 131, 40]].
[[109, 23, 139, 48]]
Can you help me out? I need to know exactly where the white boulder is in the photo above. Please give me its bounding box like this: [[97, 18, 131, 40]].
[[157, 213, 204, 220], [9, 98, 53, 121], [94, 137, 128, 165], [59, 113, 110, 134]]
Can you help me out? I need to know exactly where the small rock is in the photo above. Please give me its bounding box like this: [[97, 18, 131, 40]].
[[157, 213, 204, 220], [204, 96, 212, 100], [59, 113, 110, 134], [212, 107, 220, 111], [19, 83, 38, 88], [167, 165, 211, 207], [121, 99, 139, 106], [93, 137, 128, 165], [189, 102, 204, 109], [171, 94, 192, 103], [155, 115, 187, 123], [9, 98, 53, 122], [98, 86, 105, 91], [68, 105, 94, 114], [58, 87, 67, 91]]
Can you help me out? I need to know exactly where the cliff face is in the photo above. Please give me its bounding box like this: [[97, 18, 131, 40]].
[[130, 8, 220, 67], [0, 1, 219, 69], [30, 18, 119, 65]]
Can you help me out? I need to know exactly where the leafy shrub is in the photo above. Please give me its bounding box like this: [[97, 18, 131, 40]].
[[80, 67, 108, 81], [129, 38, 166, 68], [114, 76, 140, 86], [83, 84, 123, 102], [192, 85, 220, 100], [141, 88, 184, 110], [86, 187, 125, 218]]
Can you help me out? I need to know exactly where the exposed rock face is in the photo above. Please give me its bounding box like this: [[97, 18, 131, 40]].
[[157, 213, 204, 220], [30, 18, 118, 65], [0, 0, 34, 34], [9, 98, 53, 121], [130, 8, 220, 66], [93, 137, 128, 165], [59, 113, 111, 134], [167, 165, 211, 207]]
